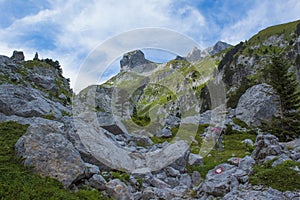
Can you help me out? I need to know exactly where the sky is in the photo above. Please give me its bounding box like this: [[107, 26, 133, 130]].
[[0, 0, 299, 91]]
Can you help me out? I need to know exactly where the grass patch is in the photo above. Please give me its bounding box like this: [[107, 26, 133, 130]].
[[187, 132, 256, 178], [232, 118, 249, 129], [110, 171, 130, 183], [249, 160, 300, 191], [0, 121, 108, 200]]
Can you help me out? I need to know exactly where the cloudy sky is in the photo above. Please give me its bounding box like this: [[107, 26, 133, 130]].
[[0, 0, 299, 91]]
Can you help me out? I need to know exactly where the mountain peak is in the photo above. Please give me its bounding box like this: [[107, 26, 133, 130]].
[[209, 41, 232, 54], [120, 50, 156, 73]]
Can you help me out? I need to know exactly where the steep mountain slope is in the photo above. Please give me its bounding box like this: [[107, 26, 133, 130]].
[[218, 20, 300, 109], [0, 20, 300, 200]]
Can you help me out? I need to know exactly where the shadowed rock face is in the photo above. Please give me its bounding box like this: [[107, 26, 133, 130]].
[[11, 50, 24, 62]]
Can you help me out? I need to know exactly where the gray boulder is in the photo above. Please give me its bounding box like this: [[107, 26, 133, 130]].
[[105, 179, 133, 200], [179, 173, 192, 188], [84, 163, 100, 177], [235, 83, 280, 126], [201, 164, 247, 196], [15, 122, 86, 187], [165, 167, 180, 177], [238, 156, 255, 175], [272, 154, 292, 167], [87, 174, 107, 191], [251, 134, 283, 163]]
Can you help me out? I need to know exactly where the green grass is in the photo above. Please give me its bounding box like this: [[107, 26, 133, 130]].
[[233, 118, 249, 129], [248, 20, 300, 46], [0, 121, 109, 200], [249, 160, 300, 191], [187, 132, 256, 178]]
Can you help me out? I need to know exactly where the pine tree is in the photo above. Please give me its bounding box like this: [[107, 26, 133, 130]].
[[263, 54, 300, 141]]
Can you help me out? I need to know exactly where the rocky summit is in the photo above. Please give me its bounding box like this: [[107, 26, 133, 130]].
[[1, 20, 300, 200]]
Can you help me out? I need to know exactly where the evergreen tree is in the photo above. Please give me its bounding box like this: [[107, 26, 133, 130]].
[[263, 54, 300, 141]]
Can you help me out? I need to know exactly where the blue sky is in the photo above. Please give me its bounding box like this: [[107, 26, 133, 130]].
[[0, 0, 299, 91]]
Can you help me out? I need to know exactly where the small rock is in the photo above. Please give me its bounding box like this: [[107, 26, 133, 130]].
[[242, 139, 254, 146], [179, 173, 192, 188], [87, 174, 107, 191], [188, 153, 203, 166], [191, 171, 202, 187], [156, 127, 172, 138], [227, 157, 241, 166], [272, 154, 292, 167], [165, 167, 180, 177], [105, 179, 133, 200], [85, 163, 100, 177]]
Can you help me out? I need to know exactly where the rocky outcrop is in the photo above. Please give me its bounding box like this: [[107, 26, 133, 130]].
[[15, 122, 86, 187], [251, 133, 283, 164], [208, 41, 232, 55], [0, 84, 69, 119], [120, 50, 157, 73], [11, 50, 24, 61], [235, 83, 280, 126]]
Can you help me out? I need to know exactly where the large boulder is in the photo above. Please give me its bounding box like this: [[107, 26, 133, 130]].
[[201, 164, 247, 196], [15, 122, 86, 187], [235, 83, 280, 126]]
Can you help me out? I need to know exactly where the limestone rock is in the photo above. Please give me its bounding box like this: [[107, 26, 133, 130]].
[[0, 84, 69, 119], [105, 179, 133, 200], [201, 164, 247, 196], [87, 174, 107, 191], [238, 156, 255, 175], [11, 50, 24, 61], [188, 153, 203, 166], [120, 50, 156, 73], [15, 122, 86, 187], [251, 134, 283, 163], [235, 83, 280, 126]]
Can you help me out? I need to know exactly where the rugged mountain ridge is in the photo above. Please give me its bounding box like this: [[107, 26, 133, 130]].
[[0, 20, 300, 199]]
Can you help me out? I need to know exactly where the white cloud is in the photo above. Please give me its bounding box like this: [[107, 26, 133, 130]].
[[220, 0, 300, 45], [0, 0, 206, 91], [1, 0, 300, 92]]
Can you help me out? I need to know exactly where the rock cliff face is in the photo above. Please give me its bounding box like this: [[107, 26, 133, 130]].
[[1, 19, 300, 199]]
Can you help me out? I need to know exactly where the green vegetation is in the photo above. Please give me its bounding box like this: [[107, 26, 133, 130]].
[[249, 160, 300, 191], [110, 171, 130, 183], [232, 118, 249, 129], [0, 121, 108, 200], [226, 77, 253, 108], [248, 20, 300, 46], [188, 132, 256, 178], [262, 54, 300, 141]]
